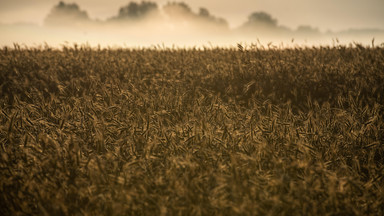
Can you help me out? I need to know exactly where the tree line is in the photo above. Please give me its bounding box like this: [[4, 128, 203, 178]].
[[44, 1, 321, 36]]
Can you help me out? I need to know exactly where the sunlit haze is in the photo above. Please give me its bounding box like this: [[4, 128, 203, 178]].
[[1, 0, 384, 48]]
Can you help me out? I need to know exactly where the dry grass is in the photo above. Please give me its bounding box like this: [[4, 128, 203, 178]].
[[0, 44, 383, 215]]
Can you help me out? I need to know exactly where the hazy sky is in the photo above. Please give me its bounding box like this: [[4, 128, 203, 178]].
[[0, 0, 383, 31]]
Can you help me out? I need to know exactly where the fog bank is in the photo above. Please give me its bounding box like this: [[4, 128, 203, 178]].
[[1, 1, 384, 48]]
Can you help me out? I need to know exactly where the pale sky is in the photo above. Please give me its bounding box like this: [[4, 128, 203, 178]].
[[0, 0, 383, 31]]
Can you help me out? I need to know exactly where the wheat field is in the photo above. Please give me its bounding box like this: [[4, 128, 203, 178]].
[[1, 44, 383, 215]]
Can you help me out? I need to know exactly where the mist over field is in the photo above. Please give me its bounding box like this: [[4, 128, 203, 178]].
[[1, 1, 384, 48]]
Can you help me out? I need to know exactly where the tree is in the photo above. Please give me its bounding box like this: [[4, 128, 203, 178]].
[[197, 7, 228, 29], [44, 1, 90, 26], [238, 11, 293, 37], [116, 1, 158, 20], [163, 2, 193, 18], [246, 11, 277, 27], [162, 2, 228, 30], [199, 8, 210, 17]]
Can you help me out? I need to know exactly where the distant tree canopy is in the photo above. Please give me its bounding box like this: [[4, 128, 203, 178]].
[[43, 1, 228, 30], [198, 8, 210, 17], [163, 2, 193, 18], [114, 1, 159, 20], [44, 1, 326, 36], [44, 1, 90, 26], [163, 2, 228, 29], [238, 11, 289, 35], [245, 12, 278, 27]]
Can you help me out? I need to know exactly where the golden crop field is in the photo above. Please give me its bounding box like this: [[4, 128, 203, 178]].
[[1, 44, 383, 215]]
